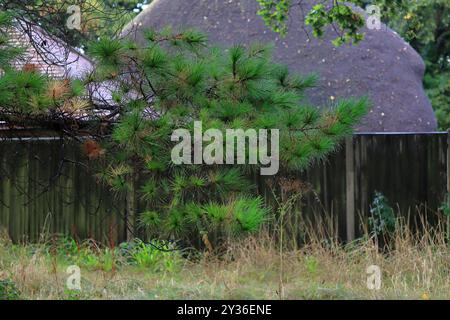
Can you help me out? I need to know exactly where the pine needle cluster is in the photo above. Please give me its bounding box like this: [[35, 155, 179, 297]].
[[88, 27, 367, 245]]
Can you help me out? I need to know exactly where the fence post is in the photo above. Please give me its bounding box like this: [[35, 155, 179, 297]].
[[346, 136, 355, 242], [447, 130, 450, 239]]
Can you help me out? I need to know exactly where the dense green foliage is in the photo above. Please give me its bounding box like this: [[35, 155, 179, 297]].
[[256, 0, 292, 36], [305, 2, 365, 46], [425, 71, 450, 129], [87, 28, 367, 246]]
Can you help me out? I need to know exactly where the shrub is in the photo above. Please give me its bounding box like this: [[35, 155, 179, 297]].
[[368, 191, 396, 237], [0, 279, 20, 300], [119, 239, 182, 272]]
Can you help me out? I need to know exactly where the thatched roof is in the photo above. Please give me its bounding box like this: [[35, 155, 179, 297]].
[[123, 0, 437, 132]]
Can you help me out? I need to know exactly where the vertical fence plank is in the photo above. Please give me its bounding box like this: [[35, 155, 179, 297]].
[[447, 130, 450, 237], [345, 136, 355, 242]]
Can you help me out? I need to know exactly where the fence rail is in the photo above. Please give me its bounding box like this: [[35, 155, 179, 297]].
[[0, 132, 448, 243]]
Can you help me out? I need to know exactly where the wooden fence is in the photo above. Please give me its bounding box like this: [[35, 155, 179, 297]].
[[0, 138, 125, 243], [0, 132, 448, 243]]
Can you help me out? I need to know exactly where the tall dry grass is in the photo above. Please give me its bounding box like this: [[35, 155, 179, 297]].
[[0, 204, 449, 300]]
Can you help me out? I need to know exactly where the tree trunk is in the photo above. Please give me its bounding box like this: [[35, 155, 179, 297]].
[[126, 167, 137, 242]]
